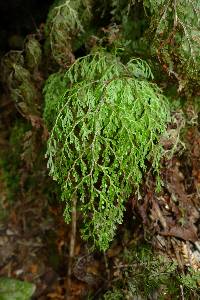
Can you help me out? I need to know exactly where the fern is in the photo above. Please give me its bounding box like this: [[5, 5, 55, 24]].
[[101, 244, 180, 299], [43, 72, 67, 129], [45, 0, 93, 66], [109, 0, 200, 88], [44, 50, 170, 250], [143, 0, 200, 87], [25, 35, 42, 70], [103, 288, 124, 300], [1, 35, 43, 119], [180, 268, 200, 291]]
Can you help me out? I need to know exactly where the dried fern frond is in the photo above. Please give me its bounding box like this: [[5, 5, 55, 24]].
[[44, 50, 170, 250], [1, 48, 41, 117]]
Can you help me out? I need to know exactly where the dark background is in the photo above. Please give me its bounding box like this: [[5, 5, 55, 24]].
[[0, 0, 54, 52]]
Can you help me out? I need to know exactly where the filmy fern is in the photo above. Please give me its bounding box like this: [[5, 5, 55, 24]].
[[1, 35, 42, 118], [44, 51, 170, 250], [143, 0, 200, 87], [45, 0, 92, 66]]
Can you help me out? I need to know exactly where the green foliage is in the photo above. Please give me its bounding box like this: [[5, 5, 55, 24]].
[[108, 0, 200, 92], [103, 288, 123, 300], [180, 268, 200, 292], [43, 72, 67, 129], [1, 1, 200, 298], [44, 50, 170, 250], [122, 245, 178, 298], [102, 1, 148, 59], [45, 0, 93, 66], [101, 244, 179, 299], [110, 0, 134, 21], [0, 277, 35, 300], [102, 244, 200, 299], [143, 0, 167, 13]]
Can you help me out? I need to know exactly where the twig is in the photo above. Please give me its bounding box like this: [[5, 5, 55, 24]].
[[104, 252, 110, 282], [153, 199, 167, 229], [65, 195, 77, 299], [180, 284, 185, 300]]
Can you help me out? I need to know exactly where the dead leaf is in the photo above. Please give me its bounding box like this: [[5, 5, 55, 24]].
[[160, 225, 198, 242], [29, 115, 43, 129], [29, 264, 38, 274]]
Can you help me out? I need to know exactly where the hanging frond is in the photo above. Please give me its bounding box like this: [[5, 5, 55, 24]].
[[45, 0, 93, 66], [143, 0, 200, 88], [44, 50, 170, 250]]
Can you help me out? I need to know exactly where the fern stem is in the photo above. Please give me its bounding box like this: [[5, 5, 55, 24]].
[[66, 194, 77, 298]]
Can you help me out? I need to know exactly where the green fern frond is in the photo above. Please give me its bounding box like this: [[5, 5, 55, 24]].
[[44, 51, 170, 250]]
